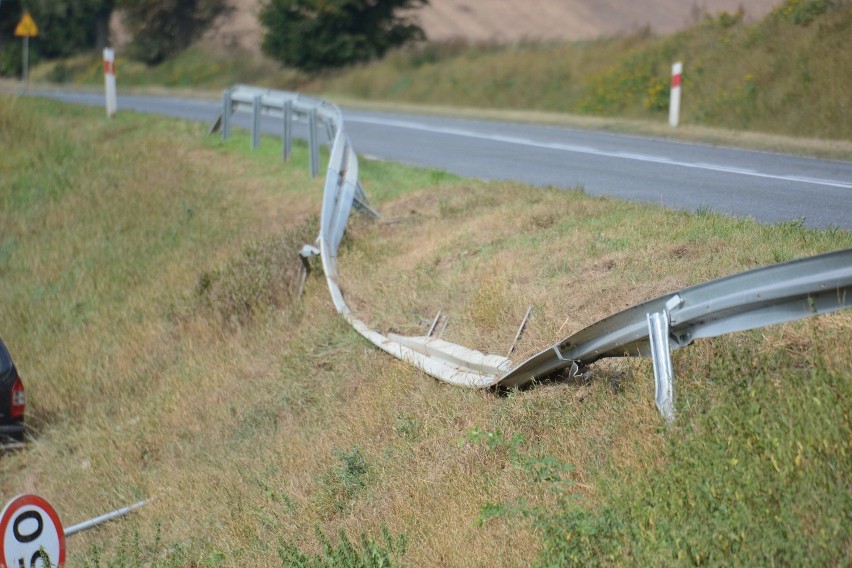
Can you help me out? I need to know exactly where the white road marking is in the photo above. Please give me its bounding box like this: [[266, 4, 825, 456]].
[[347, 115, 852, 190]]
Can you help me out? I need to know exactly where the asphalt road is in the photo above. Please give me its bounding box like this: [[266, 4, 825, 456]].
[[35, 90, 852, 229]]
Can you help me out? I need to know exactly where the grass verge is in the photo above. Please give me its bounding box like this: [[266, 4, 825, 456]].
[[0, 96, 849, 566]]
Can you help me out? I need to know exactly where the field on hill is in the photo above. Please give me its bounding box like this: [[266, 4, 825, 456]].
[[1, 96, 850, 566], [207, 0, 780, 49]]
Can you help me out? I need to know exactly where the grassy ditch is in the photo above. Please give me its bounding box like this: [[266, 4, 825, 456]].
[[0, 96, 850, 566]]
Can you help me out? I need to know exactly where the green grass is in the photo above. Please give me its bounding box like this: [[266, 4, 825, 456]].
[[30, 45, 305, 91], [1, 96, 850, 566], [482, 333, 851, 566], [316, 0, 852, 140]]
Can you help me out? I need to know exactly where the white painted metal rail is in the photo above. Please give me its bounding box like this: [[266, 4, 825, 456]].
[[212, 85, 511, 387], [211, 85, 852, 419]]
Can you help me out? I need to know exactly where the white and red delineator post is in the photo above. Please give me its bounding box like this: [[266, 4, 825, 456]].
[[669, 61, 682, 127], [103, 48, 117, 119]]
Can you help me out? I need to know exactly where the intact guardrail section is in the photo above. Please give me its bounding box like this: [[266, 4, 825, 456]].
[[211, 85, 852, 421]]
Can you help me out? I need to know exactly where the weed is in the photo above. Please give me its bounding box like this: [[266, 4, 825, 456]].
[[429, 169, 450, 186], [192, 216, 318, 327], [467, 278, 511, 333], [579, 47, 670, 115], [278, 525, 407, 568], [694, 203, 713, 217], [704, 9, 745, 29], [772, 0, 836, 25], [393, 415, 420, 440], [467, 427, 577, 528], [316, 447, 371, 514], [467, 428, 574, 486]]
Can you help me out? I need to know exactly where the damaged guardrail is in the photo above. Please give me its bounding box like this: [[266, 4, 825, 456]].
[[498, 249, 852, 420], [211, 85, 512, 388], [211, 84, 852, 420]]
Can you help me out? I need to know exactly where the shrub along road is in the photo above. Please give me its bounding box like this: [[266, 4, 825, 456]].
[[37, 89, 852, 229]]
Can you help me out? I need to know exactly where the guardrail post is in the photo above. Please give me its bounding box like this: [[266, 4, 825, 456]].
[[251, 95, 262, 150], [646, 295, 682, 423], [309, 109, 319, 178], [282, 100, 292, 162], [647, 311, 674, 422], [221, 89, 231, 140]]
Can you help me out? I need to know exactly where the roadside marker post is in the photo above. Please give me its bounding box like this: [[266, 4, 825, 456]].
[[13, 11, 39, 84], [669, 61, 683, 127], [103, 48, 118, 118]]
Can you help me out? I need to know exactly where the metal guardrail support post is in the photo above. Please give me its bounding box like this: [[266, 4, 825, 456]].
[[282, 100, 292, 162], [221, 89, 231, 140], [507, 306, 533, 357], [309, 109, 319, 178], [251, 95, 262, 150], [427, 311, 442, 337], [647, 311, 674, 422], [646, 294, 681, 422], [354, 182, 380, 219]]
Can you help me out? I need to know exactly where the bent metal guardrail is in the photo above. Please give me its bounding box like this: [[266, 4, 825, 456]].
[[211, 85, 852, 421]]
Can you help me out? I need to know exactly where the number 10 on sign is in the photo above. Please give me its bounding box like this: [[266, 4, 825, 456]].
[[0, 495, 66, 568]]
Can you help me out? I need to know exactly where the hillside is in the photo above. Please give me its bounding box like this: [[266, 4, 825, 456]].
[[414, 0, 779, 42], [314, 1, 852, 140], [204, 0, 781, 51]]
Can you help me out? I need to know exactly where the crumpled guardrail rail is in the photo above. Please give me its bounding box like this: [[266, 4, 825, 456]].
[[211, 84, 852, 419], [212, 85, 512, 388]]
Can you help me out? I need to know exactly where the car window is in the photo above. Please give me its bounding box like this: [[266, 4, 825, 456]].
[[0, 339, 12, 374]]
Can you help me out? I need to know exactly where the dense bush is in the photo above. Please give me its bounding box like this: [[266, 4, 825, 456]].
[[119, 0, 228, 65], [193, 217, 318, 327], [0, 0, 113, 76], [260, 0, 428, 73]]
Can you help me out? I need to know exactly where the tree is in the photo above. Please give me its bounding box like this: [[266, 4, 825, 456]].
[[260, 0, 428, 73], [118, 0, 228, 65], [0, 0, 115, 76]]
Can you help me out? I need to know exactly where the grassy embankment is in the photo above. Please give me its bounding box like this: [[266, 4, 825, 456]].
[[318, 0, 852, 141], [1, 96, 850, 566], [29, 0, 852, 157]]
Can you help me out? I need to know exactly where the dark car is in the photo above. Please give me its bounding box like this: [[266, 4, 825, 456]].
[[0, 336, 25, 443]]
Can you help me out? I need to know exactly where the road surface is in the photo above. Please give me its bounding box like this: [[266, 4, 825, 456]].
[[34, 90, 852, 230]]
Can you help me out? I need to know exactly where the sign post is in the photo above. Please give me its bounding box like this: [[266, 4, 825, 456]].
[[669, 61, 683, 128], [13, 11, 39, 84], [103, 48, 117, 118], [0, 495, 66, 568]]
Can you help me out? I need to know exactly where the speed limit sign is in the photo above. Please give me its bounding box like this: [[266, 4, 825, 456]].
[[0, 495, 65, 567]]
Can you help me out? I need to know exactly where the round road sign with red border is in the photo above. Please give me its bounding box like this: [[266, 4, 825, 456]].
[[0, 495, 65, 568]]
